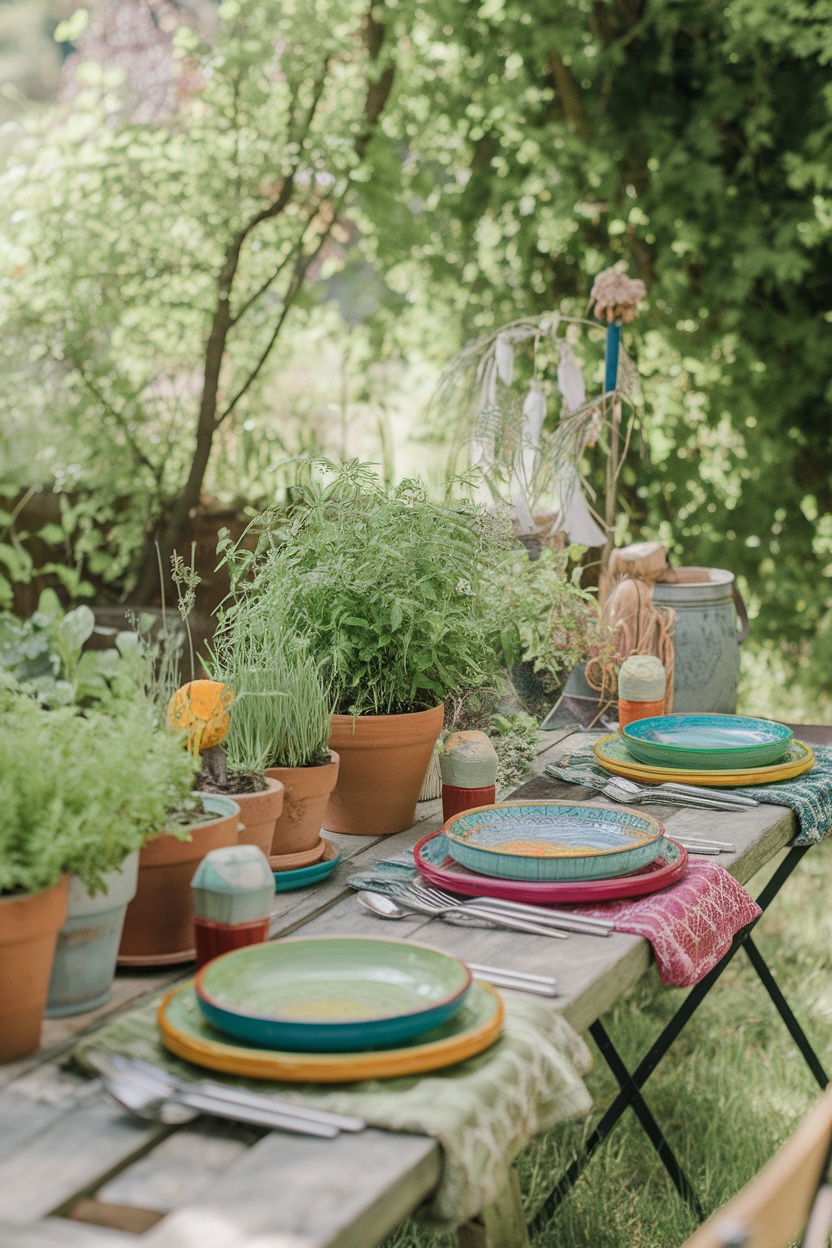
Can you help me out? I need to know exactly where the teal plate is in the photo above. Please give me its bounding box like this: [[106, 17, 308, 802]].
[[195, 937, 472, 1053], [273, 839, 341, 892], [622, 714, 793, 771], [443, 801, 665, 882]]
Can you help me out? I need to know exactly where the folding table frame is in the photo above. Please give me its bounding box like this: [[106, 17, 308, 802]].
[[531, 845, 830, 1237]]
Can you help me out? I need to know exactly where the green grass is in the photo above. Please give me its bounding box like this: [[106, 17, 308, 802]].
[[381, 839, 832, 1248]]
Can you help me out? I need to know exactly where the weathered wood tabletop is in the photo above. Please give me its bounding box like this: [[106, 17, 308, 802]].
[[0, 729, 800, 1248]]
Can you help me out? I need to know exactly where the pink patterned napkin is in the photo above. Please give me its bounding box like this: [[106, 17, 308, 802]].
[[572, 862, 761, 987]]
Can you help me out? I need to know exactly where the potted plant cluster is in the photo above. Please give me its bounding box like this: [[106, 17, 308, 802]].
[[0, 694, 197, 1057], [220, 461, 515, 836], [209, 626, 337, 867]]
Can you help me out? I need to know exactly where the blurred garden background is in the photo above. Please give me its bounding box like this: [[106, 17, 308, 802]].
[[1, 0, 831, 718]]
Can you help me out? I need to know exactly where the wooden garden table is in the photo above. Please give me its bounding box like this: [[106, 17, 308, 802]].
[[0, 727, 825, 1248]]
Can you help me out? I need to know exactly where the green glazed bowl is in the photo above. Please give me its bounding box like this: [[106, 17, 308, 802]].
[[195, 936, 471, 1052], [622, 714, 793, 770]]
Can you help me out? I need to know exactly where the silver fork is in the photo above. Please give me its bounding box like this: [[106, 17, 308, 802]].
[[384, 882, 569, 939], [408, 882, 613, 936]]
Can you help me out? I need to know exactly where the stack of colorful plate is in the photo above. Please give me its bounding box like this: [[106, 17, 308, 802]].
[[158, 936, 504, 1082], [410, 801, 687, 906], [595, 714, 813, 788]]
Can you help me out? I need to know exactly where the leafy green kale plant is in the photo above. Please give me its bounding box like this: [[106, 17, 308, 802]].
[[0, 588, 141, 708], [0, 697, 197, 897], [220, 461, 515, 717]]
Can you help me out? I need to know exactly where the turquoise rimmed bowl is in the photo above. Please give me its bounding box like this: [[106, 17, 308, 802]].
[[195, 937, 472, 1052], [622, 714, 793, 771], [443, 801, 665, 883]]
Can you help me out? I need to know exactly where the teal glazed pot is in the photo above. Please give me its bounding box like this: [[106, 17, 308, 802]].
[[652, 567, 748, 714], [45, 851, 139, 1017]]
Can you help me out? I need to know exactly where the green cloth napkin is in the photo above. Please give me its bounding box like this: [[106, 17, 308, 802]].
[[72, 988, 591, 1229]]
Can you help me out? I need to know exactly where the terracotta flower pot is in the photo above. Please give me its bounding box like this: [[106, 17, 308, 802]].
[[325, 705, 445, 836], [265, 752, 340, 856], [233, 778, 285, 857], [0, 876, 68, 1064], [118, 795, 239, 967]]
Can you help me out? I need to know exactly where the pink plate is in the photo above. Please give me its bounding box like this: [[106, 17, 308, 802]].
[[413, 830, 688, 904]]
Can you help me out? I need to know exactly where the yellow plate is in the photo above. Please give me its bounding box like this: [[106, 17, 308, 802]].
[[158, 981, 504, 1083], [593, 735, 815, 788]]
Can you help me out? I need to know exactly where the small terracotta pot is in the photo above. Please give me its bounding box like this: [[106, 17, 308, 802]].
[[118, 795, 239, 967], [194, 916, 270, 971], [442, 783, 497, 822], [233, 778, 285, 856], [265, 752, 340, 856], [0, 876, 68, 1064], [325, 704, 445, 836]]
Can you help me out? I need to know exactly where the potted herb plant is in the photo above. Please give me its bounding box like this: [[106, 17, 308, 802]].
[[220, 462, 512, 836], [210, 629, 337, 867], [0, 696, 197, 1057]]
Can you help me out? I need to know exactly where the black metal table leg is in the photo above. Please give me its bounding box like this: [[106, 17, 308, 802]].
[[743, 936, 829, 1090], [531, 846, 819, 1238], [590, 1020, 705, 1219]]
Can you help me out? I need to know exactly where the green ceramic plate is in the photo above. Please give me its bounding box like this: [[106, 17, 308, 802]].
[[195, 936, 472, 1052], [622, 714, 793, 770], [159, 980, 504, 1082]]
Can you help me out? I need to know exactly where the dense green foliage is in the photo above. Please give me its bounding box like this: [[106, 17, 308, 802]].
[[221, 461, 518, 716], [1, 0, 829, 692], [0, 697, 197, 895], [389, 0, 832, 685]]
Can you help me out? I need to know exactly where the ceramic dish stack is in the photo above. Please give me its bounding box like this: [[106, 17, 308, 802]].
[[594, 714, 814, 788], [410, 800, 687, 907], [158, 936, 505, 1082]]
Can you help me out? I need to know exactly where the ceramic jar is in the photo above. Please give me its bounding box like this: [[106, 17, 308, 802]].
[[191, 846, 275, 970]]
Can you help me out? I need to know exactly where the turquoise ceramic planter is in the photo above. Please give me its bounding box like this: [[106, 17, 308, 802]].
[[45, 852, 139, 1017], [622, 714, 793, 771], [194, 937, 472, 1052], [444, 802, 665, 882]]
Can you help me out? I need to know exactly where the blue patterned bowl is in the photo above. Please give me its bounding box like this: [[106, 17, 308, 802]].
[[443, 802, 665, 882], [622, 714, 793, 770]]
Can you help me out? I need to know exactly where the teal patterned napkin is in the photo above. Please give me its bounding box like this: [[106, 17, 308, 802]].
[[546, 745, 832, 846]]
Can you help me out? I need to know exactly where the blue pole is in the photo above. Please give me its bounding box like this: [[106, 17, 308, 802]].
[[604, 321, 621, 394]]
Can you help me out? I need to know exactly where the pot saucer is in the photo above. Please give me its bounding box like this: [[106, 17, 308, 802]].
[[117, 947, 196, 967], [273, 838, 341, 892], [269, 839, 326, 873]]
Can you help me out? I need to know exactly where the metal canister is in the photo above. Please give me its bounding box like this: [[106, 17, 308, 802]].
[[652, 568, 748, 714]]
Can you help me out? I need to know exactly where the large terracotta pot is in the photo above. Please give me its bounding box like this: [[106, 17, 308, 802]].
[[233, 778, 285, 857], [325, 705, 445, 836], [265, 752, 340, 856], [118, 795, 239, 967], [0, 876, 68, 1063]]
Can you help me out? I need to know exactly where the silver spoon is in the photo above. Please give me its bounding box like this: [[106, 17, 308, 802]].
[[102, 1071, 339, 1137]]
